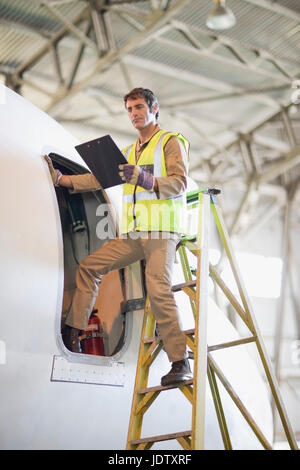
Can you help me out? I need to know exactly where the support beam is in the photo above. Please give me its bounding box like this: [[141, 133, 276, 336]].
[[163, 83, 290, 107], [191, 105, 296, 173], [155, 36, 289, 109], [5, 74, 22, 94], [273, 200, 290, 441], [171, 18, 300, 69], [90, 0, 110, 54], [43, 0, 196, 114], [41, 1, 98, 52], [229, 179, 260, 237], [66, 20, 93, 90], [50, 43, 64, 85], [257, 145, 300, 185], [123, 54, 237, 92], [14, 6, 90, 77], [286, 180, 300, 339], [161, 23, 293, 86], [252, 133, 291, 153], [239, 135, 260, 176], [17, 77, 54, 97], [241, 198, 286, 242], [281, 109, 297, 148]]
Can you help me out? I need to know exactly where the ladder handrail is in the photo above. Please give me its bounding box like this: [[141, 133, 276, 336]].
[[126, 188, 298, 450]]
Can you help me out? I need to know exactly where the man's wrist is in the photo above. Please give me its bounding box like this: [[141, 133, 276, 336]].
[[149, 176, 156, 192], [55, 170, 62, 187]]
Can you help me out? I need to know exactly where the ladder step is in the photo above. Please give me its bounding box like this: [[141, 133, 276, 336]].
[[130, 430, 192, 446], [208, 336, 256, 352], [172, 280, 196, 292], [143, 328, 195, 344], [143, 330, 254, 353], [138, 379, 193, 395]]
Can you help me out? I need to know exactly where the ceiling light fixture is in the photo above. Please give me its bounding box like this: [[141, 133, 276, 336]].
[[206, 0, 236, 31]]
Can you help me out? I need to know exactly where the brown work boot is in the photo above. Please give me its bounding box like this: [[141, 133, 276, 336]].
[[61, 325, 82, 353], [161, 358, 192, 386]]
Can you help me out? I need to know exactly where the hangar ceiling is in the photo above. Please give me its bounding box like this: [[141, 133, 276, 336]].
[[1, 1, 299, 208], [1, 0, 300, 443]]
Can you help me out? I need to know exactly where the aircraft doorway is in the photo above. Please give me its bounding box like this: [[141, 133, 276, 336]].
[[50, 153, 127, 360]]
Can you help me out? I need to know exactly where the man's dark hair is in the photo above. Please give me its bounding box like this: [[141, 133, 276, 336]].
[[123, 87, 159, 120]]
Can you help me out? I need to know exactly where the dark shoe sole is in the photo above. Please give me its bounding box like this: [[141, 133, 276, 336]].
[[161, 373, 193, 387]]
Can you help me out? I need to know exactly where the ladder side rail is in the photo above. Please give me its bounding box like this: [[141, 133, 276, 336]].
[[209, 263, 253, 332], [192, 192, 210, 449], [177, 243, 196, 318], [210, 200, 256, 331], [210, 195, 298, 450], [208, 354, 273, 450], [207, 363, 232, 450], [126, 305, 156, 449]]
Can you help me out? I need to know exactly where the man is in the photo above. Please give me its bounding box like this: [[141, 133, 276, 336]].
[[45, 88, 192, 387]]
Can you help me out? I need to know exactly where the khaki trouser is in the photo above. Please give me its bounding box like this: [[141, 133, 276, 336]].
[[65, 233, 187, 362]]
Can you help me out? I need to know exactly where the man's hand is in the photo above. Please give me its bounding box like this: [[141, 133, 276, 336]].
[[43, 155, 62, 186], [119, 164, 154, 191]]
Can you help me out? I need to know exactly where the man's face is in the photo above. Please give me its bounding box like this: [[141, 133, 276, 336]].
[[125, 97, 158, 130]]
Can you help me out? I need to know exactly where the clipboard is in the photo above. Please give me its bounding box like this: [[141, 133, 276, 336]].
[[75, 135, 127, 189]]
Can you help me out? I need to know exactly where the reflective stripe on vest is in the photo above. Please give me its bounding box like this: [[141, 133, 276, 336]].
[[121, 130, 189, 234]]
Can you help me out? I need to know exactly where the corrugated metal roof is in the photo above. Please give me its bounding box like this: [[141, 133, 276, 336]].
[[0, 0, 299, 183]]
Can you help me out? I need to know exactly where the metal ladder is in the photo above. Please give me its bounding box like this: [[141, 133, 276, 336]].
[[126, 188, 298, 450]]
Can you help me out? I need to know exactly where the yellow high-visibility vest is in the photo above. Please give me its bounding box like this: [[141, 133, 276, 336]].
[[121, 129, 189, 234]]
